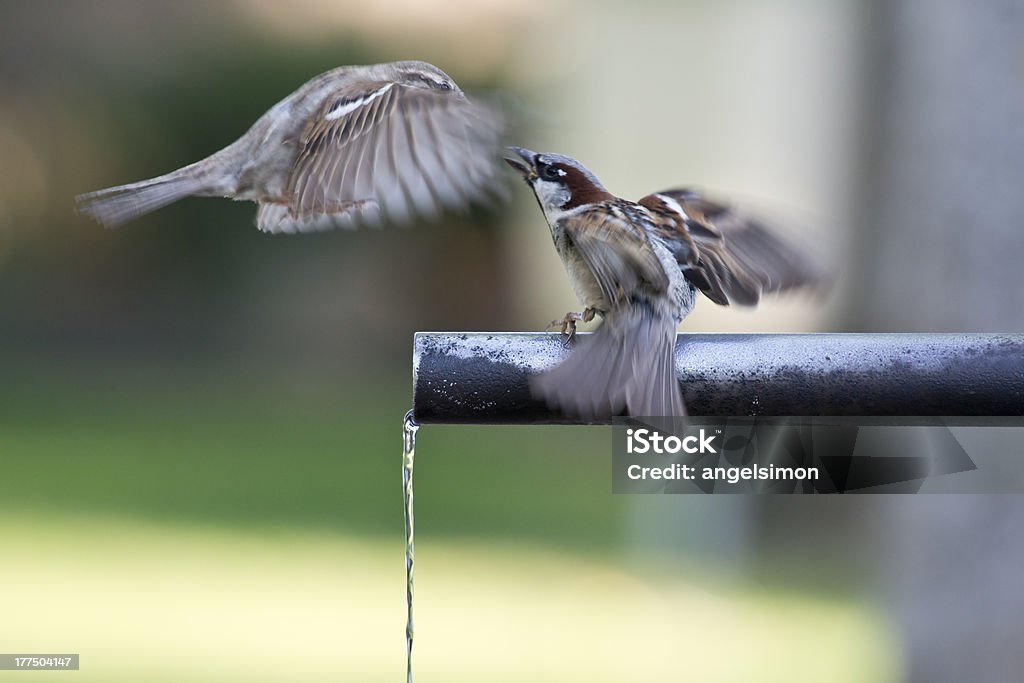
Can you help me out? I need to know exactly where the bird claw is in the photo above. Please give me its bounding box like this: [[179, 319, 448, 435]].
[[547, 309, 596, 347]]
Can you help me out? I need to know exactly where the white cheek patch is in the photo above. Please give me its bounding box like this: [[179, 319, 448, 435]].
[[325, 83, 394, 121], [534, 178, 570, 210]]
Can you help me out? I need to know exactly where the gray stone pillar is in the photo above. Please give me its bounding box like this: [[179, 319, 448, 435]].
[[854, 2, 1024, 680]]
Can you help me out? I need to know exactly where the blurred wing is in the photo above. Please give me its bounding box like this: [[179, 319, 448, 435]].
[[640, 189, 824, 306], [258, 79, 505, 233], [564, 204, 670, 306]]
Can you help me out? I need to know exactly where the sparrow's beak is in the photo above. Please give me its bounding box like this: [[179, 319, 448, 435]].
[[504, 146, 537, 181]]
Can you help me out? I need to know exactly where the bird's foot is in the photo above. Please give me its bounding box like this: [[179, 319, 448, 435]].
[[547, 308, 596, 346]]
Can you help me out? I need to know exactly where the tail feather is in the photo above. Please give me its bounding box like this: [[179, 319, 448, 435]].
[[75, 171, 205, 228], [532, 308, 686, 420]]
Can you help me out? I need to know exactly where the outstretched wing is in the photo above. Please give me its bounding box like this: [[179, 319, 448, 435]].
[[258, 79, 505, 233], [562, 203, 671, 307], [640, 189, 824, 306]]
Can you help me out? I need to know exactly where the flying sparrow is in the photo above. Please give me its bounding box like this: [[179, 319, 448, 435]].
[[76, 61, 505, 231], [505, 146, 823, 419]]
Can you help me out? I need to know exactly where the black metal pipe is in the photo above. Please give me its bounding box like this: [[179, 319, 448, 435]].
[[412, 333, 1024, 425]]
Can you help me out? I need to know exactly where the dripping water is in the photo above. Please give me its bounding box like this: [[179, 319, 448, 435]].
[[402, 410, 419, 683]]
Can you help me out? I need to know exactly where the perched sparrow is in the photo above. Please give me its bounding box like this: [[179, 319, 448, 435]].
[[505, 146, 822, 419], [76, 61, 505, 231]]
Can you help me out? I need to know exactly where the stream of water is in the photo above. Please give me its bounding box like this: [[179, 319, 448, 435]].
[[402, 410, 419, 683]]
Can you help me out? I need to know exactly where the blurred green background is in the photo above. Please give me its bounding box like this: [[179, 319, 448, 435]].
[[2, 0, 1022, 681]]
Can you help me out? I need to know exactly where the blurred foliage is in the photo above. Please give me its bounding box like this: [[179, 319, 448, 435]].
[[0, 361, 618, 552]]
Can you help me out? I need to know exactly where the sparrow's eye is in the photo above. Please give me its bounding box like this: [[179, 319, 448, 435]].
[[539, 163, 563, 182]]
